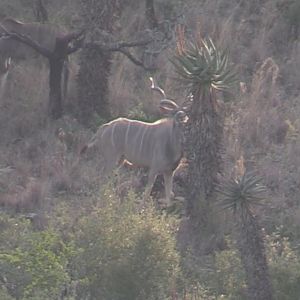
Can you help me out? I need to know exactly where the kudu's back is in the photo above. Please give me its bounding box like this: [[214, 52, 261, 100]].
[[95, 117, 183, 175]]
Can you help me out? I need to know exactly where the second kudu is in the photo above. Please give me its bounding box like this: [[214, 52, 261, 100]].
[[81, 78, 189, 205]]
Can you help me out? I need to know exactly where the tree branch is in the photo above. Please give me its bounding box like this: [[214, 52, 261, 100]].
[[63, 30, 85, 44], [66, 31, 86, 55], [0, 31, 52, 58], [85, 37, 156, 70], [118, 48, 157, 71], [87, 38, 152, 51], [0, 29, 85, 58]]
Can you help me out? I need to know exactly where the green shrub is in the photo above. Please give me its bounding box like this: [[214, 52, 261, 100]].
[[72, 189, 180, 300], [213, 246, 246, 299], [266, 230, 300, 300], [180, 229, 300, 300], [0, 214, 72, 299], [191, 232, 300, 300]]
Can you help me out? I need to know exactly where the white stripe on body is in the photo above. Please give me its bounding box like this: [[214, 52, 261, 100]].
[[111, 121, 117, 149], [138, 125, 148, 159], [125, 121, 131, 152]]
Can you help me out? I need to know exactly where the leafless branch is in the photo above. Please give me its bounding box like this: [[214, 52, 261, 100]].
[[85, 37, 156, 70], [63, 30, 85, 44], [66, 30, 86, 54], [87, 38, 152, 51], [0, 29, 85, 58], [0, 31, 51, 58], [118, 49, 156, 71]]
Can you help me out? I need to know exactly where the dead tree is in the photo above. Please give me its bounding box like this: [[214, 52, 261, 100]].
[[1, 29, 84, 119]]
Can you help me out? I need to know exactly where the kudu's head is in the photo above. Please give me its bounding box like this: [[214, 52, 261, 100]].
[[149, 77, 189, 126]]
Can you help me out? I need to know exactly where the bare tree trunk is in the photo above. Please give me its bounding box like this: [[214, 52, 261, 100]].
[[47, 35, 77, 119], [48, 57, 64, 119], [145, 0, 158, 29]]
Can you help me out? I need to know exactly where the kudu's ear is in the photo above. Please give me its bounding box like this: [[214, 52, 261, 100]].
[[159, 99, 179, 117], [174, 110, 188, 124]]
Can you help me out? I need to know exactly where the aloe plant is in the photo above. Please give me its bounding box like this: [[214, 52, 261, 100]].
[[172, 38, 236, 94], [172, 38, 236, 237], [218, 172, 274, 300]]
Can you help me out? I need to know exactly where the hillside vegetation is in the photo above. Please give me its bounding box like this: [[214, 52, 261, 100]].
[[0, 0, 300, 299]]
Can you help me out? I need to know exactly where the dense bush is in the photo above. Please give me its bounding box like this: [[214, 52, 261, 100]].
[[71, 189, 180, 300], [0, 188, 182, 299], [185, 233, 300, 300], [266, 230, 300, 300], [0, 214, 72, 299]]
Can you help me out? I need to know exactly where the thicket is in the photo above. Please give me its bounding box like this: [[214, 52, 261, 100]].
[[0, 189, 181, 299]]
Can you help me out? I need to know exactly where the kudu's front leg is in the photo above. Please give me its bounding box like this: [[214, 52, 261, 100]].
[[143, 170, 157, 205], [163, 171, 174, 206]]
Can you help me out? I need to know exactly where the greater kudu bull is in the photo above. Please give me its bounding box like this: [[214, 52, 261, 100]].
[[81, 78, 189, 205], [0, 17, 69, 98]]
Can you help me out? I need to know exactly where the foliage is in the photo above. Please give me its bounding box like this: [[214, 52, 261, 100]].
[[266, 229, 300, 300], [171, 38, 237, 95], [181, 231, 300, 300], [0, 214, 72, 299], [71, 189, 180, 300], [213, 245, 246, 299], [217, 171, 267, 215], [218, 171, 273, 300], [0, 288, 14, 300]]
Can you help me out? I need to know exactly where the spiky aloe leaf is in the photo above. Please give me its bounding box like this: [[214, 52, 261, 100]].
[[217, 172, 267, 215], [171, 38, 237, 93]]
